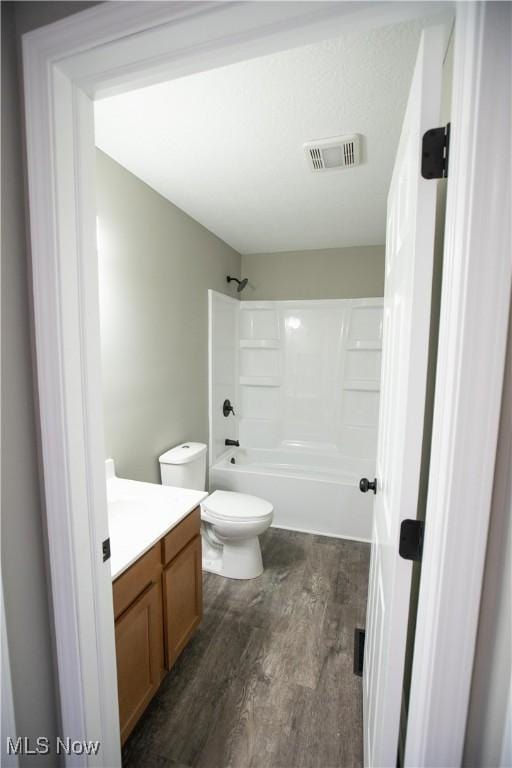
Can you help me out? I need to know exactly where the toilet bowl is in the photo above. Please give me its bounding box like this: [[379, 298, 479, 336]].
[[201, 491, 273, 579], [159, 443, 273, 580]]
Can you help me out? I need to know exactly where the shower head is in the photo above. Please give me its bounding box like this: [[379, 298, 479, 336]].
[[227, 276, 248, 293]]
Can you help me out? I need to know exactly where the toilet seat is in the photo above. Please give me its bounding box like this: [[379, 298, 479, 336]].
[[201, 491, 273, 579], [202, 490, 273, 523]]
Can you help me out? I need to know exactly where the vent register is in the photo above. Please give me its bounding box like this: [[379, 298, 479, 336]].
[[304, 134, 361, 172]]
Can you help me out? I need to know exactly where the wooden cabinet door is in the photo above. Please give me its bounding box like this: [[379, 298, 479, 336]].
[[163, 535, 203, 668], [115, 580, 164, 743]]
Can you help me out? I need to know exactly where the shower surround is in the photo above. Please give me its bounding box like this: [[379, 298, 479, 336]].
[[208, 291, 383, 541]]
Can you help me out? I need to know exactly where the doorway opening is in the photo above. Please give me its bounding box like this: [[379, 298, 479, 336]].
[[93, 11, 452, 766]]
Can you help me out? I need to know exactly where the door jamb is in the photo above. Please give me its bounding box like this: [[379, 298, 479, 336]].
[[405, 3, 512, 764], [20, 2, 511, 766]]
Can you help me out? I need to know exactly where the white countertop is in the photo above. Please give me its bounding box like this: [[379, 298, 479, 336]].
[[107, 476, 208, 580]]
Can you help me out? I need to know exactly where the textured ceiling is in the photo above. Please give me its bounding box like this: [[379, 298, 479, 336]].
[[95, 14, 450, 254]]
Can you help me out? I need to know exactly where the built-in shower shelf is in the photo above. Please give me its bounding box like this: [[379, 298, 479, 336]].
[[343, 380, 380, 392], [347, 341, 382, 351], [240, 376, 281, 387], [239, 339, 280, 349]]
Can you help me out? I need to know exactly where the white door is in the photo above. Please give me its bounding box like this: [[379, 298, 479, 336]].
[[362, 25, 445, 767]]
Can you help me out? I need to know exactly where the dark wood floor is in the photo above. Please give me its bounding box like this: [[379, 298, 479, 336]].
[[123, 528, 370, 768]]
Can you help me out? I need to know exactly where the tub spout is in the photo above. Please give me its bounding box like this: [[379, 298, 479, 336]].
[[225, 439, 240, 447]]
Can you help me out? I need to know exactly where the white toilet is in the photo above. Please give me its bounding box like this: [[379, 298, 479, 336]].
[[159, 442, 273, 580]]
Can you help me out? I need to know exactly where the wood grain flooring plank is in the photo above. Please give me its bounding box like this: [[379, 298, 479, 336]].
[[195, 625, 302, 768]]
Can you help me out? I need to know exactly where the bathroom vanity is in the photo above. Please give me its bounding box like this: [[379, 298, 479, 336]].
[[107, 471, 207, 744]]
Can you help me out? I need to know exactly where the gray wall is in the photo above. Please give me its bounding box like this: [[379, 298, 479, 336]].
[[96, 150, 241, 483], [1, 2, 99, 764], [241, 246, 385, 301]]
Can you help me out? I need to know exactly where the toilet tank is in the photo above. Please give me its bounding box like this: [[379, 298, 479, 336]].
[[159, 442, 207, 491]]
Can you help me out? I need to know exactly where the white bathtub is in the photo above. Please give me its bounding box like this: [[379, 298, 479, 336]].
[[209, 447, 374, 541]]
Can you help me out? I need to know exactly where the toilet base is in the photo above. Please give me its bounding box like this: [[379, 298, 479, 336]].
[[201, 532, 263, 580]]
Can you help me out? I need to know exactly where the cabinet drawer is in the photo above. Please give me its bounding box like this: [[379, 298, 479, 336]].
[[162, 507, 201, 565], [113, 544, 162, 620]]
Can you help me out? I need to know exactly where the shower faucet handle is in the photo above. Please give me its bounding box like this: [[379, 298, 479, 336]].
[[223, 399, 236, 417], [359, 477, 377, 495]]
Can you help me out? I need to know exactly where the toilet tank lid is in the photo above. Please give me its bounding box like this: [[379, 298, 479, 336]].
[[159, 442, 207, 465]]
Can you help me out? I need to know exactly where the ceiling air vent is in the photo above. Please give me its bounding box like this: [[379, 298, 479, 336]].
[[304, 134, 361, 173]]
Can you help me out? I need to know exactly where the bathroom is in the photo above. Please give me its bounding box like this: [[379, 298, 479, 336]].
[[94, 11, 452, 768]]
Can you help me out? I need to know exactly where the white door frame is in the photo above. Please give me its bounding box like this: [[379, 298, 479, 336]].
[[405, 3, 511, 764], [21, 2, 510, 766]]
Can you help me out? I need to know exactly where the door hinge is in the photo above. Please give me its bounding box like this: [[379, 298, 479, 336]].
[[102, 537, 111, 563], [399, 520, 424, 562], [421, 122, 450, 179], [354, 628, 365, 676]]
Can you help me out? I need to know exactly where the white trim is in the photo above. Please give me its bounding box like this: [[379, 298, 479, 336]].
[[405, 3, 512, 765], [35, 1, 452, 100], [22, 51, 121, 768], [20, 1, 509, 765]]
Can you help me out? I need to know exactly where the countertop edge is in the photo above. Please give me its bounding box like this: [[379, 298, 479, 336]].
[[110, 492, 208, 581]]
